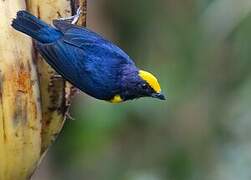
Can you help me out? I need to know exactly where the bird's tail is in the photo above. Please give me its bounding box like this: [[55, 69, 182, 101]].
[[11, 10, 62, 43]]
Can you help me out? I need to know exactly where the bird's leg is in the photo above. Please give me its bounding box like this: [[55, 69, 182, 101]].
[[65, 110, 75, 121], [65, 86, 80, 121], [58, 6, 82, 25]]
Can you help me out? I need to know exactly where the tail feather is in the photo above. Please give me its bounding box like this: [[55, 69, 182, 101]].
[[12, 10, 62, 43]]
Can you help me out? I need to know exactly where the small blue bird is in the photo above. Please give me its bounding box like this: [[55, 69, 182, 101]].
[[12, 10, 165, 103]]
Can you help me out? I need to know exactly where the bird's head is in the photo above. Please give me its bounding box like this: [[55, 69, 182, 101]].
[[110, 68, 165, 103], [137, 70, 166, 100]]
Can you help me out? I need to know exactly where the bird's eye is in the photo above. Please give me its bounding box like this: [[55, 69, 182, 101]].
[[141, 83, 148, 89]]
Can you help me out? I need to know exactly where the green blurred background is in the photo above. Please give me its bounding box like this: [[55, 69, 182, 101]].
[[33, 0, 251, 179]]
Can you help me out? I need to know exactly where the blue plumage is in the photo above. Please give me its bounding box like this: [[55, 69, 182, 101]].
[[12, 10, 165, 102]]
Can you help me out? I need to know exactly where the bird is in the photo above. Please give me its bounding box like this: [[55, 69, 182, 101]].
[[11, 9, 165, 103]]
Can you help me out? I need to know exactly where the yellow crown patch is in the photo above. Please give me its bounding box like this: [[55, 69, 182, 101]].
[[139, 70, 161, 93]]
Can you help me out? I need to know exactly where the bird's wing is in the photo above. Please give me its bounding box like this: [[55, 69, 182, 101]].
[[36, 39, 123, 99], [53, 20, 135, 65], [36, 40, 84, 87]]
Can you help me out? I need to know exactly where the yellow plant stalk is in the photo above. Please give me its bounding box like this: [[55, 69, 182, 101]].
[[26, 0, 72, 155], [0, 0, 86, 179]]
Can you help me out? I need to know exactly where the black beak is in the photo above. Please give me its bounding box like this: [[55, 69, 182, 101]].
[[152, 92, 166, 100]]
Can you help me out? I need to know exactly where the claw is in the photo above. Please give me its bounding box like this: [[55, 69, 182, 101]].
[[58, 6, 82, 24], [52, 74, 62, 79]]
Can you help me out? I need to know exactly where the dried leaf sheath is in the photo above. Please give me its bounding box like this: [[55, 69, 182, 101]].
[[0, 1, 42, 179]]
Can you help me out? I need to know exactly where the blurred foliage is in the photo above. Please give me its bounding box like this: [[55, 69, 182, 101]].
[[34, 0, 251, 180]]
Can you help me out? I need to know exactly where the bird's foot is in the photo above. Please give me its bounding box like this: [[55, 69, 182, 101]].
[[65, 110, 75, 121], [52, 74, 62, 78], [59, 6, 82, 24]]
